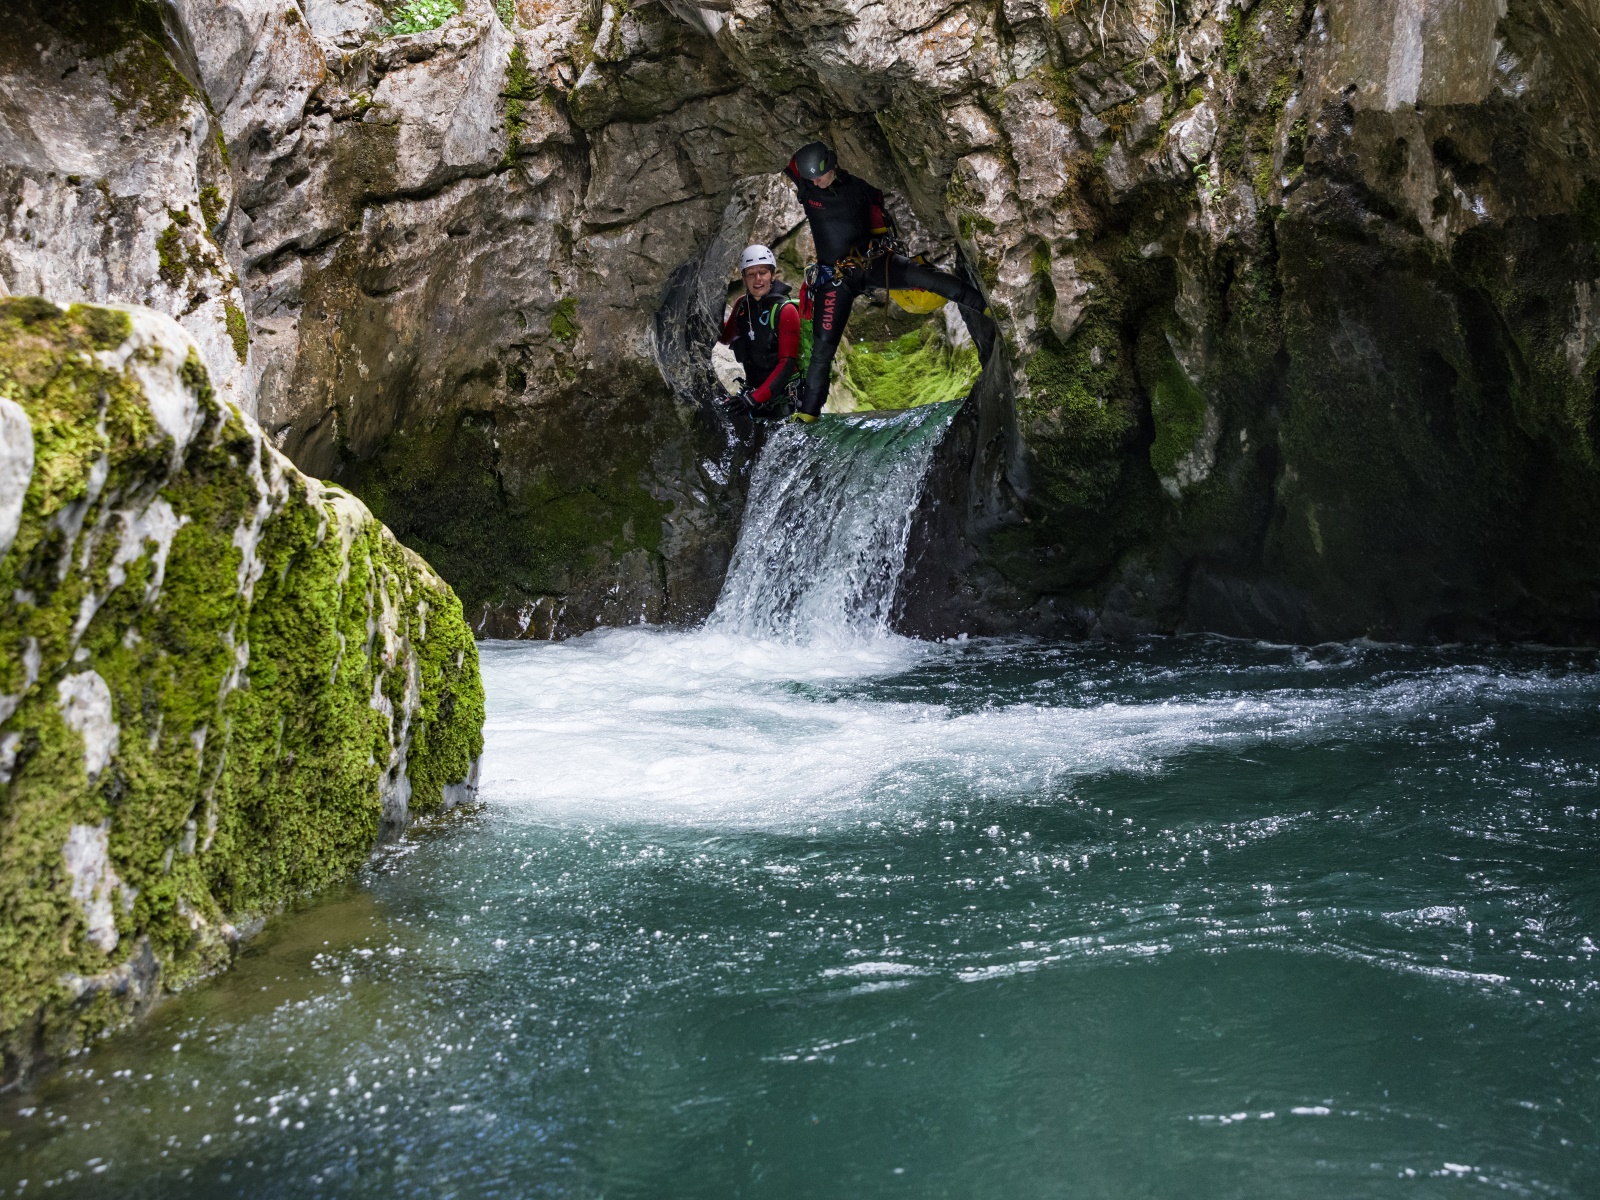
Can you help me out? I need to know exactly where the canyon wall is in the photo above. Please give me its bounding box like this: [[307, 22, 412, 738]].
[[4, 0, 1598, 639]]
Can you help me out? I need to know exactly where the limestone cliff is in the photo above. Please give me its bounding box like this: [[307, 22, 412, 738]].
[[889, 0, 1600, 642], [0, 2, 254, 412], [0, 298, 483, 1085], [4, 0, 1598, 640]]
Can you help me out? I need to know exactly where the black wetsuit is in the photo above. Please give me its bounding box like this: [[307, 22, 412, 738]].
[[785, 159, 987, 416]]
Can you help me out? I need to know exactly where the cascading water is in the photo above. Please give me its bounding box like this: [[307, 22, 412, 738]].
[[6, 409, 1600, 1197], [709, 402, 957, 640]]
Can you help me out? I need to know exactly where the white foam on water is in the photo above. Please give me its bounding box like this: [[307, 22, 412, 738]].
[[476, 398, 1600, 833], [477, 624, 1600, 831], [478, 630, 1437, 829]]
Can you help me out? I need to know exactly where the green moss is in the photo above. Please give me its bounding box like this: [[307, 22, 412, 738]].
[[1138, 328, 1207, 479], [1034, 63, 1083, 124], [1252, 154, 1276, 200], [198, 186, 225, 238], [155, 223, 186, 288], [1222, 7, 1249, 75], [382, 0, 461, 35], [957, 211, 997, 240], [224, 299, 249, 363], [342, 398, 674, 614], [155, 219, 219, 292], [1033, 242, 1056, 330], [947, 175, 997, 244], [1019, 309, 1140, 510], [549, 296, 579, 342], [502, 44, 540, 166], [496, 0, 515, 25], [0, 300, 482, 1084], [1101, 100, 1138, 142], [105, 33, 194, 128], [836, 324, 981, 411], [1266, 72, 1295, 118], [79, 305, 134, 351]]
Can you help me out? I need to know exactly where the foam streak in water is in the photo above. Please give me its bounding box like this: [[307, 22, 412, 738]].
[[710, 403, 956, 640]]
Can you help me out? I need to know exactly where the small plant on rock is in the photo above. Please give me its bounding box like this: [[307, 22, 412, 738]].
[[384, 0, 460, 35]]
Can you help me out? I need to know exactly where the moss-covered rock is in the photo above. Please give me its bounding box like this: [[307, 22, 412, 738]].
[[834, 323, 981, 412], [0, 299, 484, 1086]]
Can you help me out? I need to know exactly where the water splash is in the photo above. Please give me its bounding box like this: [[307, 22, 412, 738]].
[[709, 402, 958, 640]]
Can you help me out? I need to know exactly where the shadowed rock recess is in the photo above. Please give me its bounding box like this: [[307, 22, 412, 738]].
[[6, 0, 1596, 641], [0, 298, 484, 1086]]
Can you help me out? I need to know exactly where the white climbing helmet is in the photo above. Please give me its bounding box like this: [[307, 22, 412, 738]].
[[739, 244, 777, 272]]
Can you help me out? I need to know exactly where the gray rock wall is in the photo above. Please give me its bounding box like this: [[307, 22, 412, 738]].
[[5, 0, 1597, 642], [0, 3, 254, 413]]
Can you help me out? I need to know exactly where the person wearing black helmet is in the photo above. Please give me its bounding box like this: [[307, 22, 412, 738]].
[[786, 140, 989, 420]]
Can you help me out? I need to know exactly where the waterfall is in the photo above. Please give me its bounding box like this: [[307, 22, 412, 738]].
[[709, 401, 959, 640]]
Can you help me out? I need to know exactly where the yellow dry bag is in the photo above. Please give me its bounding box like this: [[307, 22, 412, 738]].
[[890, 288, 946, 314]]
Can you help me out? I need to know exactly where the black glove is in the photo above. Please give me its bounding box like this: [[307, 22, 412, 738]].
[[720, 387, 756, 416]]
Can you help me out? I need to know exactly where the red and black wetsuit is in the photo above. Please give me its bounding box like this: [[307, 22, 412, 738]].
[[789, 167, 892, 267], [719, 279, 801, 415], [785, 157, 988, 416]]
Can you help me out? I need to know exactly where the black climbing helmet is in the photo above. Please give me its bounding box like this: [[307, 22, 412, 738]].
[[793, 141, 838, 180]]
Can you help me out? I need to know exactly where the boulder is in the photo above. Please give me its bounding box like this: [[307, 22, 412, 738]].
[[0, 298, 483, 1086]]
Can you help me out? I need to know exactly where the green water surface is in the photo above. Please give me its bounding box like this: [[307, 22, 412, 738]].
[[3, 635, 1598, 1197]]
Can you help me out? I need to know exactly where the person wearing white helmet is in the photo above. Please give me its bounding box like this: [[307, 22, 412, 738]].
[[718, 243, 802, 419]]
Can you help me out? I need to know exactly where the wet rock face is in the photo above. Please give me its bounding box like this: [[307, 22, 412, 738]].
[[7, 0, 1599, 641], [0, 298, 483, 1087], [865, 0, 1600, 643], [198, 0, 819, 636], [0, 2, 254, 414]]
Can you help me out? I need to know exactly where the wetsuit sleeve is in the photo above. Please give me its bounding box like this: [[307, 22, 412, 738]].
[[749, 358, 797, 405], [867, 186, 889, 236], [718, 300, 741, 345], [749, 305, 802, 403], [775, 300, 801, 359]]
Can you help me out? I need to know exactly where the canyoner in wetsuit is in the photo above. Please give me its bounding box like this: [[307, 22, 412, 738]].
[[786, 141, 990, 420], [719, 243, 803, 420]]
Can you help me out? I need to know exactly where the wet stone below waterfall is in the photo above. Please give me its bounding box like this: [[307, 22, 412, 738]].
[[2, 635, 1599, 1198]]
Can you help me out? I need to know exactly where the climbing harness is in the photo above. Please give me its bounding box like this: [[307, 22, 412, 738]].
[[824, 239, 946, 314]]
